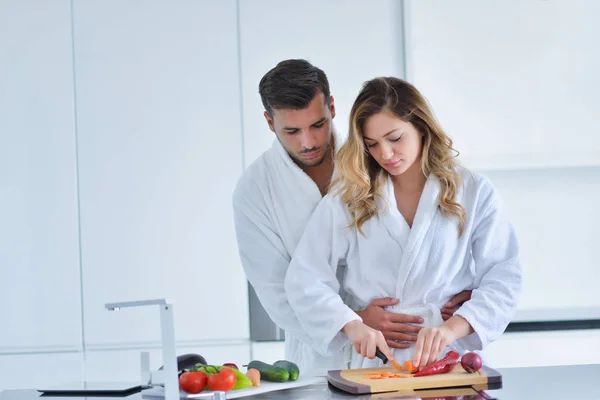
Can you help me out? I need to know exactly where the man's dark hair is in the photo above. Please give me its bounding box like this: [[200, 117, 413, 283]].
[[259, 59, 331, 116]]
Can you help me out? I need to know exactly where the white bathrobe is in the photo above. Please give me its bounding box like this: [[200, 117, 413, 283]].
[[284, 168, 522, 369], [232, 131, 349, 376]]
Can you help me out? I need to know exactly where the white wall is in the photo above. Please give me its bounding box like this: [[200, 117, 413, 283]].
[[2, 0, 599, 391]]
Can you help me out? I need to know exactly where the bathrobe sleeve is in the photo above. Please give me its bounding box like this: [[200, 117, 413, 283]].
[[232, 180, 319, 348], [284, 195, 362, 357], [455, 181, 522, 349]]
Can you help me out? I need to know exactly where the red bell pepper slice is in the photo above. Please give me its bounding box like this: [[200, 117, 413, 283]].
[[413, 351, 460, 377]]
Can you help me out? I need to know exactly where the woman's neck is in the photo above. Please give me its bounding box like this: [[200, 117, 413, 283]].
[[391, 159, 426, 193]]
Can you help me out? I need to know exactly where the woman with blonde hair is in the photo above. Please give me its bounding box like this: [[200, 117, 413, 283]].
[[284, 76, 522, 371]]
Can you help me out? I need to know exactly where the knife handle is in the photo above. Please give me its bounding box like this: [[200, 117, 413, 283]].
[[375, 348, 388, 364]]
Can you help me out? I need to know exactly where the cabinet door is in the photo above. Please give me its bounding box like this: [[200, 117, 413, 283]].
[[239, 0, 404, 167], [404, 0, 600, 169], [482, 330, 600, 368], [84, 343, 250, 382], [73, 0, 248, 346], [0, 353, 83, 390], [251, 341, 286, 365], [0, 0, 82, 351]]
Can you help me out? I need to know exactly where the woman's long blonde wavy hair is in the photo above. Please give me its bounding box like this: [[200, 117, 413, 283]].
[[331, 77, 466, 237]]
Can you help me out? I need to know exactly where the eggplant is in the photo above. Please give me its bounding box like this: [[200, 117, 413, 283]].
[[159, 353, 207, 373]]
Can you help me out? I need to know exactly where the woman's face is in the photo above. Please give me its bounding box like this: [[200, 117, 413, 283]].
[[362, 111, 423, 176]]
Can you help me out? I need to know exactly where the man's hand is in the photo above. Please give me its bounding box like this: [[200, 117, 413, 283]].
[[441, 290, 472, 321], [356, 297, 424, 350]]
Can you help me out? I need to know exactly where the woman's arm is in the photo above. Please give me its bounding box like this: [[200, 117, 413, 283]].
[[284, 195, 392, 359], [412, 180, 522, 370], [454, 182, 522, 350]]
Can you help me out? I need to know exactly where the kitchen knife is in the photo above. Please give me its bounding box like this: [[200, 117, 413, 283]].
[[375, 348, 388, 364]]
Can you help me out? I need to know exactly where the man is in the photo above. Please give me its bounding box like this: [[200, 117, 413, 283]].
[[232, 59, 470, 375]]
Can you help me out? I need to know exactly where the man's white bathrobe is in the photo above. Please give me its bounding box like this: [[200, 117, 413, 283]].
[[284, 168, 522, 369], [232, 132, 350, 376]]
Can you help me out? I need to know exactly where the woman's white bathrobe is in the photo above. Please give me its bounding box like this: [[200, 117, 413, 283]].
[[284, 168, 522, 369]]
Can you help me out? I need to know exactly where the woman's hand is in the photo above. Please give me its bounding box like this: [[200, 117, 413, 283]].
[[412, 325, 457, 371], [412, 315, 474, 370], [342, 320, 395, 361]]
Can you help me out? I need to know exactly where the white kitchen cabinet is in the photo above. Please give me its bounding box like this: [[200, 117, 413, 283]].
[[72, 0, 249, 346], [482, 330, 600, 368], [404, 0, 600, 170], [84, 343, 250, 382], [250, 341, 286, 365], [0, 353, 83, 391], [0, 0, 83, 351], [482, 168, 600, 312], [238, 0, 405, 167]]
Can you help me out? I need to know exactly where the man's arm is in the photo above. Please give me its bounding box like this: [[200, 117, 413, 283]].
[[356, 298, 423, 349], [232, 186, 317, 348], [357, 290, 473, 348], [441, 290, 473, 321]]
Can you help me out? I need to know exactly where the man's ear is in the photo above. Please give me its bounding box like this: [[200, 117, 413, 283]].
[[329, 96, 336, 119], [264, 111, 276, 133]]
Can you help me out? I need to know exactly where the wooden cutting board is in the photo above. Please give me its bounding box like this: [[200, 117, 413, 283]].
[[327, 363, 502, 394]]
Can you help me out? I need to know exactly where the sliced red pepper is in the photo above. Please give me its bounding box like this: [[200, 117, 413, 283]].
[[437, 351, 460, 365], [413, 351, 460, 377], [414, 362, 454, 377]]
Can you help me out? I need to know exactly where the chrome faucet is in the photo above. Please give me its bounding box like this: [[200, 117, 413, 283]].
[[105, 299, 226, 400], [105, 299, 179, 400]]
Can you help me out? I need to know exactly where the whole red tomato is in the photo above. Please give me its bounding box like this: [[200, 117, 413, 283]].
[[179, 371, 207, 394], [207, 368, 236, 392]]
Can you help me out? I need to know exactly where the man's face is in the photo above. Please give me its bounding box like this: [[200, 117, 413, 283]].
[[264, 93, 336, 168]]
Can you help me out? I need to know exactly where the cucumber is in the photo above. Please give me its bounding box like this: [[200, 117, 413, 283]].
[[246, 360, 289, 382], [273, 360, 299, 381]]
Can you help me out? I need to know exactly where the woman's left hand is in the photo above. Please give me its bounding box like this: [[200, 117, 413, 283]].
[[412, 325, 457, 371]]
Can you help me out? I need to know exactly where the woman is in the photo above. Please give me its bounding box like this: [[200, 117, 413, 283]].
[[284, 77, 522, 371]]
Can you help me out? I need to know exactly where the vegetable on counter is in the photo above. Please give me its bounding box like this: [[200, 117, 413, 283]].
[[460, 352, 483, 373], [178, 371, 207, 394], [189, 363, 252, 391], [362, 351, 484, 380], [403, 360, 419, 374], [273, 360, 300, 381], [244, 360, 290, 382], [413, 351, 460, 377], [364, 372, 410, 379], [413, 362, 454, 377], [207, 368, 236, 392], [246, 368, 261, 386], [229, 367, 253, 390], [178, 358, 300, 393]]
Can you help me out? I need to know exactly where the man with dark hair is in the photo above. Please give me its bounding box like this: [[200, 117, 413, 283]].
[[257, 59, 335, 194], [232, 59, 470, 375]]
